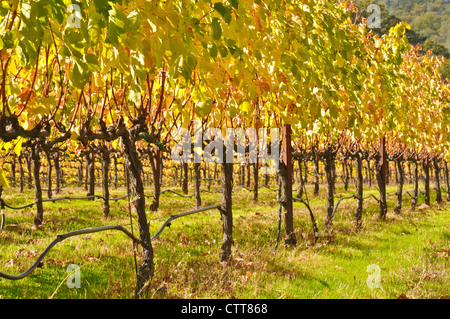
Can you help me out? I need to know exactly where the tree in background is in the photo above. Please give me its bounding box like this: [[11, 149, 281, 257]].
[[354, 0, 450, 81]]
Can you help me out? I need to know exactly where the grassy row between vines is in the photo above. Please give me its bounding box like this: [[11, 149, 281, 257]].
[[0, 181, 449, 299]]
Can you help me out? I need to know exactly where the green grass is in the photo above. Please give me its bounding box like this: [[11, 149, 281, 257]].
[[0, 182, 449, 299]]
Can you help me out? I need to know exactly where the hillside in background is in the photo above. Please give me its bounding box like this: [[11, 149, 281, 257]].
[[385, 0, 449, 51], [355, 0, 450, 80]]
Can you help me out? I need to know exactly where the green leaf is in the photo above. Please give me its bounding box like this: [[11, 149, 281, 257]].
[[229, 0, 239, 9], [211, 18, 222, 41], [208, 43, 218, 60], [227, 100, 239, 118], [217, 44, 228, 58], [93, 0, 112, 19], [84, 53, 98, 64], [27, 96, 56, 118], [195, 98, 213, 117], [2, 31, 15, 49], [0, 1, 12, 10], [226, 38, 238, 56], [443, 107, 450, 117], [213, 3, 232, 24]]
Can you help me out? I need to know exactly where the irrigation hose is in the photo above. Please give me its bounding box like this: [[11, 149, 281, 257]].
[[0, 198, 35, 210], [293, 197, 319, 243], [273, 194, 320, 252], [0, 225, 146, 281], [150, 204, 221, 241], [330, 195, 357, 221], [0, 193, 131, 211], [363, 194, 381, 203], [273, 196, 284, 252], [0, 193, 132, 231], [200, 188, 222, 194], [160, 179, 181, 186], [319, 188, 421, 224], [1, 180, 432, 280], [160, 189, 196, 198], [42, 180, 78, 192], [259, 185, 278, 192]]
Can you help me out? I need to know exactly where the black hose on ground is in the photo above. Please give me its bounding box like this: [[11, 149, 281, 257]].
[[0, 225, 146, 280]]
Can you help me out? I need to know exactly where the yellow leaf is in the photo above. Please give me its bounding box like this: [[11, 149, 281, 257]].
[[0, 167, 10, 188], [2, 142, 11, 152], [239, 101, 251, 113], [13, 138, 22, 156], [335, 53, 345, 68], [27, 96, 56, 119], [70, 131, 79, 141], [16, 88, 32, 103]]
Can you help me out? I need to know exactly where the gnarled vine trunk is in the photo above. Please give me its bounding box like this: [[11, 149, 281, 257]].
[[423, 159, 430, 206], [220, 161, 234, 261], [296, 159, 304, 198], [77, 160, 83, 187], [354, 153, 364, 228], [323, 150, 336, 234], [280, 125, 296, 246], [100, 148, 110, 218], [31, 144, 44, 226], [394, 160, 404, 214], [366, 159, 372, 186], [194, 162, 202, 208], [148, 148, 161, 212], [113, 155, 118, 189], [313, 155, 320, 196], [433, 158, 442, 204], [88, 152, 95, 200], [445, 161, 450, 202], [375, 155, 387, 220], [121, 135, 154, 299], [54, 152, 61, 194], [182, 162, 188, 194], [252, 162, 258, 202], [27, 153, 33, 189], [45, 151, 52, 199], [343, 159, 349, 191], [18, 154, 24, 193], [411, 160, 419, 209], [11, 156, 16, 187]]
